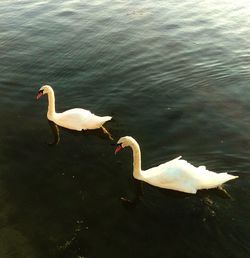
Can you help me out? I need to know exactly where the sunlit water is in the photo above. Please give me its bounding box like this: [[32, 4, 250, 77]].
[[0, 0, 250, 257]]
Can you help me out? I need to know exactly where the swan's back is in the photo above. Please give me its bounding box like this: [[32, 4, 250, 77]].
[[54, 108, 112, 130], [140, 157, 238, 194]]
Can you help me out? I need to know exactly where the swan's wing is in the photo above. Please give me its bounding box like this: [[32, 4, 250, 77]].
[[56, 108, 110, 130], [143, 158, 197, 181], [60, 108, 91, 117], [141, 158, 201, 193], [142, 158, 238, 193], [55, 108, 92, 130]]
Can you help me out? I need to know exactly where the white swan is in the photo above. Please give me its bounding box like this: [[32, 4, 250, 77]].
[[36, 85, 112, 134], [115, 136, 238, 194]]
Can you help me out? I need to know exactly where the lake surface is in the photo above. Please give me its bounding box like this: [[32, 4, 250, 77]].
[[0, 0, 249, 257]]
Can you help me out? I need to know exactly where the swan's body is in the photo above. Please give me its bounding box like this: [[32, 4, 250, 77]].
[[36, 85, 112, 131], [115, 136, 238, 194], [47, 107, 111, 131]]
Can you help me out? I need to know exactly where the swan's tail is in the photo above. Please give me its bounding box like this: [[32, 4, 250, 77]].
[[218, 173, 238, 184], [101, 116, 112, 123], [203, 172, 238, 189], [98, 116, 112, 126]]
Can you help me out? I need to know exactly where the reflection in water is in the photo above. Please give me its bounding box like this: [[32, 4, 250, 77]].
[[47, 119, 60, 145], [100, 126, 114, 141], [216, 185, 233, 200], [47, 119, 113, 145], [121, 179, 143, 208], [122, 176, 234, 211]]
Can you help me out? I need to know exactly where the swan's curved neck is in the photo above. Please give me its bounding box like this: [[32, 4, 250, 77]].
[[130, 140, 142, 179], [47, 89, 56, 118]]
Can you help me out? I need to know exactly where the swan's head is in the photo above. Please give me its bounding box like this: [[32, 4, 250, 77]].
[[115, 136, 136, 154], [36, 85, 53, 100]]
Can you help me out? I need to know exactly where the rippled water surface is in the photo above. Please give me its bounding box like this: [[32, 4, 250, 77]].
[[0, 0, 250, 257]]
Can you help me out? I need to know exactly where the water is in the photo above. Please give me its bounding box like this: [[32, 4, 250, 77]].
[[0, 0, 249, 257]]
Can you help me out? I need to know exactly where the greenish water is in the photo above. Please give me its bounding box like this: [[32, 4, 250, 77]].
[[0, 0, 249, 257]]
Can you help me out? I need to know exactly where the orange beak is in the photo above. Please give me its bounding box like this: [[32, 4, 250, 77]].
[[36, 90, 43, 100]]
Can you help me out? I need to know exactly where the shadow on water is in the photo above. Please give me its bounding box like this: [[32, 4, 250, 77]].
[[121, 177, 233, 213], [0, 118, 116, 258], [103, 178, 247, 258], [0, 138, 246, 258], [47, 119, 114, 146], [85, 181, 242, 258], [0, 111, 245, 258]]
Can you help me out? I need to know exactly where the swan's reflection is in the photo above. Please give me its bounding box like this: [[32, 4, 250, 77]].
[[47, 119, 113, 146], [121, 179, 143, 208], [47, 119, 60, 145], [121, 177, 233, 211]]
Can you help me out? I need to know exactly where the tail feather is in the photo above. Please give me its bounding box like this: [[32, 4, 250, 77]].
[[98, 116, 112, 127], [207, 172, 238, 189], [219, 173, 238, 183], [102, 116, 112, 122]]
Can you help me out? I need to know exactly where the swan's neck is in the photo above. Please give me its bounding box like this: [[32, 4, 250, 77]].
[[130, 140, 142, 179], [47, 89, 56, 119]]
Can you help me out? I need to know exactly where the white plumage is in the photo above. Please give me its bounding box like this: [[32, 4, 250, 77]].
[[36, 85, 112, 131], [115, 136, 238, 194]]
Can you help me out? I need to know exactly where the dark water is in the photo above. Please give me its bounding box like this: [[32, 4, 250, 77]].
[[0, 0, 250, 257]]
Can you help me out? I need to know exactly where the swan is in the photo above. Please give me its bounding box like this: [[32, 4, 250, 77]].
[[115, 136, 238, 194], [36, 85, 113, 139]]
